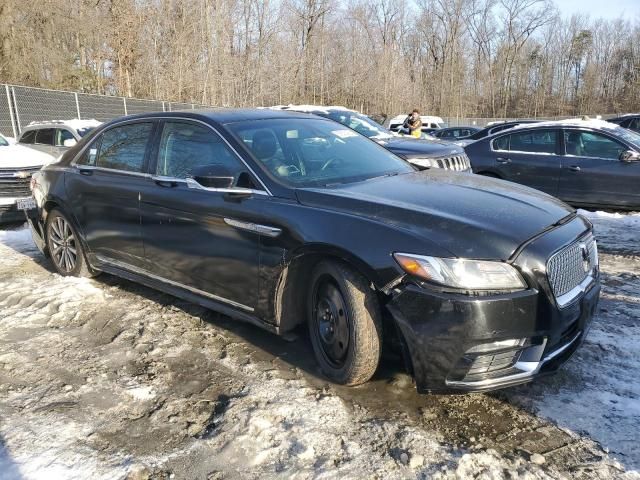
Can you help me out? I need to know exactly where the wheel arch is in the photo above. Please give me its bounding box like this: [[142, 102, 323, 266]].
[[274, 244, 385, 334]]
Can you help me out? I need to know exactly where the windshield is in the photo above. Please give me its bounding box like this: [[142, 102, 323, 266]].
[[76, 127, 95, 137], [0, 134, 8, 147], [612, 125, 640, 148], [320, 111, 394, 140], [227, 118, 414, 188]]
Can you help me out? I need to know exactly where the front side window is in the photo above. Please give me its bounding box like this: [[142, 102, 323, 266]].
[[564, 130, 626, 160], [505, 130, 557, 154], [19, 130, 36, 144], [227, 118, 413, 188], [35, 129, 55, 145], [0, 135, 8, 147], [96, 122, 153, 172], [156, 121, 245, 179]]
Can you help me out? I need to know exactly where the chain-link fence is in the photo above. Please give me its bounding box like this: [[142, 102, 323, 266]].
[[0, 84, 207, 138], [0, 83, 622, 139]]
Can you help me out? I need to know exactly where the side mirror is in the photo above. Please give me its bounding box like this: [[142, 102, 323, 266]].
[[620, 150, 640, 163], [189, 164, 234, 189], [63, 138, 77, 147]]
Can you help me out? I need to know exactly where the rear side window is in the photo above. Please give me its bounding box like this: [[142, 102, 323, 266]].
[[495, 130, 557, 154], [96, 122, 153, 172], [493, 135, 510, 151], [35, 129, 55, 145], [19, 130, 36, 144], [156, 121, 243, 179]]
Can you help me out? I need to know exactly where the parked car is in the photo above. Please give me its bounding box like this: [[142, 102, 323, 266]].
[[276, 105, 470, 172], [17, 119, 101, 158], [25, 109, 600, 393], [432, 126, 481, 140], [0, 132, 54, 223], [607, 114, 640, 133], [387, 114, 446, 134], [465, 118, 640, 209], [455, 120, 540, 147]]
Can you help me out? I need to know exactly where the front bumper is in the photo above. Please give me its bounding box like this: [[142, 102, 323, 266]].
[[0, 202, 28, 224], [388, 217, 600, 393]]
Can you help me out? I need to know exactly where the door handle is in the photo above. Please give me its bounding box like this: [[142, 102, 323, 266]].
[[153, 177, 178, 188], [78, 167, 94, 176], [496, 157, 511, 164], [568, 165, 581, 172]]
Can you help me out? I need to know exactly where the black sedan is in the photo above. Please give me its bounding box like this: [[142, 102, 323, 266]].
[[25, 109, 600, 393], [607, 114, 640, 133], [277, 106, 471, 172], [464, 119, 640, 209], [455, 120, 540, 147], [432, 126, 481, 140]]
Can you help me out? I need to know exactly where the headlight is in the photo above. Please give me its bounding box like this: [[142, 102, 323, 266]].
[[407, 158, 437, 168], [393, 253, 527, 291]]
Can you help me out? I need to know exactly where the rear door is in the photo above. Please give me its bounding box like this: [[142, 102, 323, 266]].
[[66, 120, 155, 267], [559, 129, 640, 208], [490, 128, 562, 195]]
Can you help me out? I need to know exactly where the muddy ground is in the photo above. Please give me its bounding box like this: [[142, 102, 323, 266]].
[[0, 210, 638, 479]]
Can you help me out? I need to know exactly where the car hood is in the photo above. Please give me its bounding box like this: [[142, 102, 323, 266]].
[[0, 144, 54, 168], [376, 136, 463, 158], [295, 170, 575, 260]]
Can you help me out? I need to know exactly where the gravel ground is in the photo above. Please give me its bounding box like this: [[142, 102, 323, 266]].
[[0, 210, 639, 480]]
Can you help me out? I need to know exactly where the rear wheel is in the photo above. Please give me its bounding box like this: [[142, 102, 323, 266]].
[[46, 209, 97, 278], [308, 261, 382, 385]]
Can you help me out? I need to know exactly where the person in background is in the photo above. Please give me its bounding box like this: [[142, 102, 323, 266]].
[[408, 109, 422, 138], [400, 111, 413, 134]]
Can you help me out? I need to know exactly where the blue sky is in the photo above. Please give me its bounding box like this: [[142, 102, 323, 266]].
[[556, 0, 640, 20]]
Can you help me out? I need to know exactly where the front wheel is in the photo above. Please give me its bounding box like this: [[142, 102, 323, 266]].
[[46, 209, 98, 278], [308, 261, 382, 386]]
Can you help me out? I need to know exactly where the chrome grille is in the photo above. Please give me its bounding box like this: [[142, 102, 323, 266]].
[[434, 153, 471, 172], [547, 235, 597, 305], [0, 167, 39, 198]]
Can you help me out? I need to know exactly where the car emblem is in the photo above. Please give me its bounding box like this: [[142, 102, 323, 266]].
[[580, 243, 590, 273]]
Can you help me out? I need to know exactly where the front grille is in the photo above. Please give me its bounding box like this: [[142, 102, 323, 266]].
[[547, 235, 597, 303], [0, 167, 39, 198], [434, 154, 471, 171]]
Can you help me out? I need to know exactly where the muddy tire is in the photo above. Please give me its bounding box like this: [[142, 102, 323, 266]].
[[46, 209, 98, 278], [308, 260, 382, 386]]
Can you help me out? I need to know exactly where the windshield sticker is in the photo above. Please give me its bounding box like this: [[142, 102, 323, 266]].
[[332, 129, 359, 139]]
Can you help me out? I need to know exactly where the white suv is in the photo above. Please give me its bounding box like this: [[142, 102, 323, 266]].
[[0, 132, 54, 223], [16, 119, 101, 158]]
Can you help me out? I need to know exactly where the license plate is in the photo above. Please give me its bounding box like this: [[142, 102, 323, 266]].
[[16, 197, 36, 210]]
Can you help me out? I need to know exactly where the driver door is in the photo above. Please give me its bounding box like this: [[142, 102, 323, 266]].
[[140, 120, 267, 311], [559, 129, 640, 208]]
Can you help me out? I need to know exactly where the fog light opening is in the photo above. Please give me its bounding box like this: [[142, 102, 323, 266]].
[[466, 338, 527, 354]]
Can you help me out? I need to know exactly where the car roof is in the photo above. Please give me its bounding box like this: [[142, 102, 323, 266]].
[[507, 117, 623, 132], [272, 105, 354, 115], [609, 113, 639, 118], [107, 108, 317, 125], [23, 119, 102, 131]]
